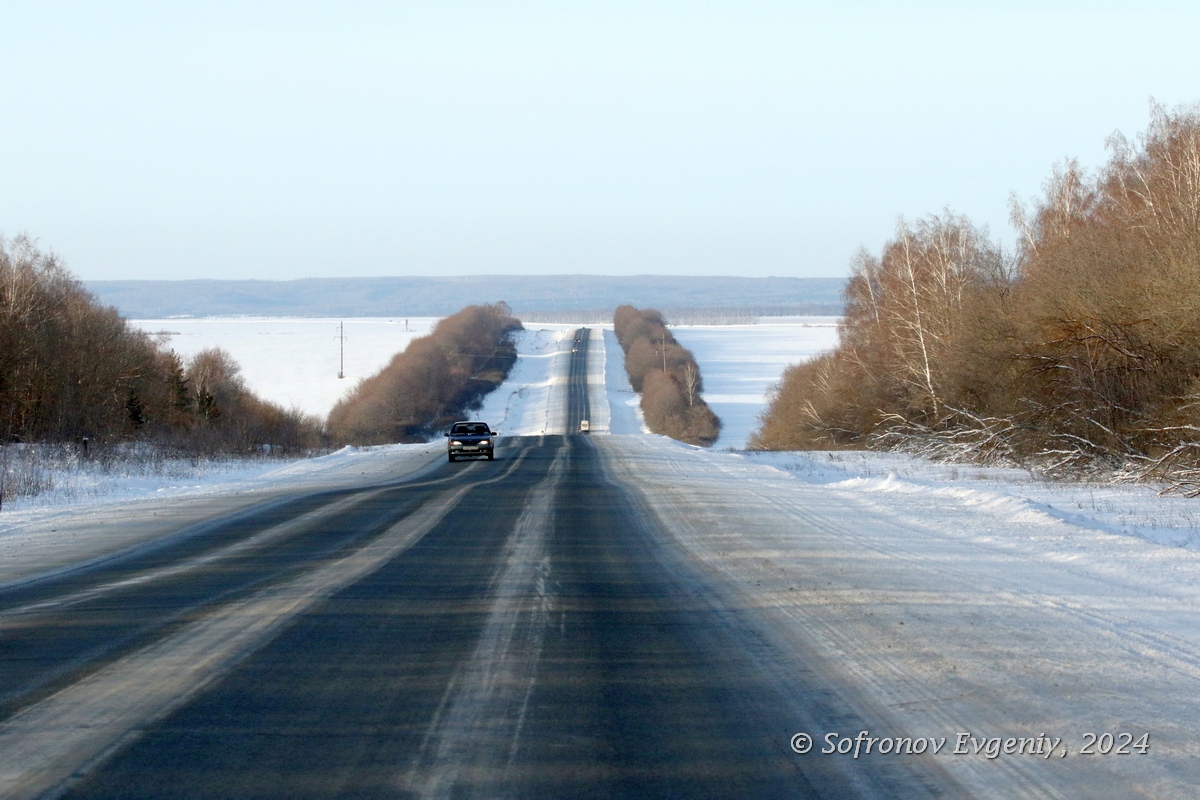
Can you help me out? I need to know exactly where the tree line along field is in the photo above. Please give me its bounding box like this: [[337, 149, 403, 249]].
[[326, 303, 522, 445], [613, 305, 721, 447], [0, 236, 323, 460], [753, 102, 1200, 493]]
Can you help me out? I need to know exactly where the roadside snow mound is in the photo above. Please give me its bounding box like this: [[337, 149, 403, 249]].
[[742, 449, 1200, 551]]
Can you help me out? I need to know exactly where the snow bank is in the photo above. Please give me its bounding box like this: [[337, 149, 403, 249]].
[[602, 328, 645, 435], [744, 449, 1200, 552]]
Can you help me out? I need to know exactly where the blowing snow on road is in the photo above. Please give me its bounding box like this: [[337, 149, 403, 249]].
[[1, 326, 1198, 798]]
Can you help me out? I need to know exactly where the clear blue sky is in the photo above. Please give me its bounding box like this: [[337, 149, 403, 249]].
[[2, 1, 1197, 281]]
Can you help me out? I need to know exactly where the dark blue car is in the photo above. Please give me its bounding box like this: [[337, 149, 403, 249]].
[[445, 421, 495, 462]]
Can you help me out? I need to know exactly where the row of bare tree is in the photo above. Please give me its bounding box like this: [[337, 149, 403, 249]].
[[613, 305, 720, 446], [753, 102, 1200, 492], [0, 235, 322, 456], [327, 303, 522, 445]]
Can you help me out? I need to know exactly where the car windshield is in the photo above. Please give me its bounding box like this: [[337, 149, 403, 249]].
[[452, 424, 488, 435]]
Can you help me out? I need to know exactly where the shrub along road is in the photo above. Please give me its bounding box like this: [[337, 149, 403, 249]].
[[0, 330, 956, 799]]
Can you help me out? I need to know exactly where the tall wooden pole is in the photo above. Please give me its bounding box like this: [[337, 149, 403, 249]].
[[337, 321, 345, 379]]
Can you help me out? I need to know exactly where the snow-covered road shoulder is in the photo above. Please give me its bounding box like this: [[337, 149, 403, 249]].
[[746, 449, 1200, 552], [474, 327, 572, 436], [475, 324, 616, 436], [601, 434, 1200, 798]]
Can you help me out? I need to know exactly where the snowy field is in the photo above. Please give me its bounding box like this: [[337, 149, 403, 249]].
[[673, 317, 839, 449], [132, 317, 439, 419]]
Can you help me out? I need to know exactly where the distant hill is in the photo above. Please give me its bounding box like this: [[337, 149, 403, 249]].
[[85, 275, 845, 319]]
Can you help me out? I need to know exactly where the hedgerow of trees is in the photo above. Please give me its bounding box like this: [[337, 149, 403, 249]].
[[326, 303, 522, 445], [613, 305, 721, 446], [752, 102, 1200, 492], [0, 234, 322, 456]]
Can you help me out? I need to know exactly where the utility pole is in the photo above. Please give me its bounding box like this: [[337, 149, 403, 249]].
[[336, 321, 346, 379]]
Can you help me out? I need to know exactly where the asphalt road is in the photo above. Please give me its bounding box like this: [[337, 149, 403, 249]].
[[566, 327, 590, 432], [0, 330, 960, 799]]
